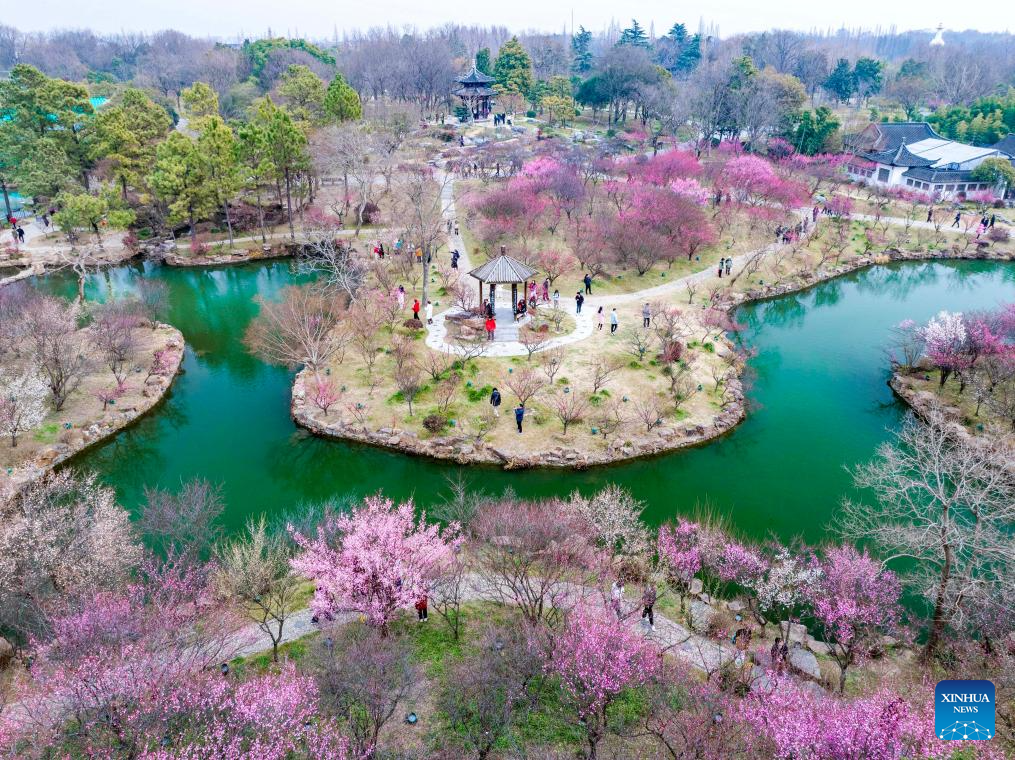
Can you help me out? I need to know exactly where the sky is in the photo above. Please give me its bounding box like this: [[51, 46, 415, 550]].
[[16, 0, 1014, 39]]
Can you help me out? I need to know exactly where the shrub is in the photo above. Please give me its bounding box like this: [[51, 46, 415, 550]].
[[423, 413, 447, 433], [525, 110, 537, 118], [361, 202, 381, 224], [403, 318, 424, 330], [987, 226, 1010, 243], [465, 383, 493, 402]]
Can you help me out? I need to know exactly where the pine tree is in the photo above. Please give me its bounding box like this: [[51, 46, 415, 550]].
[[149, 131, 217, 249], [571, 27, 593, 74], [493, 37, 533, 96], [196, 116, 242, 247], [475, 47, 492, 75], [823, 58, 856, 104], [323, 73, 362, 123], [617, 19, 650, 48]]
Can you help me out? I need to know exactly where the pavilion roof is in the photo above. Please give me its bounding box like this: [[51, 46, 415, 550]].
[[456, 66, 496, 85], [468, 254, 538, 284]]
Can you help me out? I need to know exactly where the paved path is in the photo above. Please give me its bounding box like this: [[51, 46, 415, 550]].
[[232, 574, 733, 676]]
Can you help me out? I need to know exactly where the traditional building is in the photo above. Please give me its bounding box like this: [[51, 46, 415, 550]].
[[453, 64, 495, 120], [846, 122, 1012, 198]]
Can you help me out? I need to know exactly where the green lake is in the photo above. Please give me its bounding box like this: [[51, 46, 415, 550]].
[[42, 259, 1013, 543]]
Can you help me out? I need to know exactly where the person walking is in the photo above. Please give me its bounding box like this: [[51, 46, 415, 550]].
[[514, 403, 525, 433], [926, 208, 933, 223], [411, 299, 421, 321], [552, 289, 560, 309], [485, 316, 496, 341], [583, 273, 592, 295], [451, 250, 459, 269], [484, 299, 493, 318], [952, 212, 961, 228], [642, 302, 651, 328], [16, 226, 25, 244], [990, 214, 996, 228], [717, 257, 724, 278], [528, 281, 536, 304], [575, 291, 584, 314], [610, 308, 618, 334], [725, 257, 732, 276], [425, 300, 434, 325], [542, 278, 550, 302], [812, 205, 819, 223], [596, 306, 604, 330], [641, 583, 656, 631], [611, 580, 625, 619], [489, 387, 502, 415], [415, 595, 428, 622]]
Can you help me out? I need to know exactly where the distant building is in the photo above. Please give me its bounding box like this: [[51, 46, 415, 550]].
[[930, 24, 945, 46], [453, 64, 495, 120], [846, 122, 1012, 197]]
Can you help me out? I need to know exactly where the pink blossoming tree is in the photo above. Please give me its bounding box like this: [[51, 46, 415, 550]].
[[290, 495, 462, 635]]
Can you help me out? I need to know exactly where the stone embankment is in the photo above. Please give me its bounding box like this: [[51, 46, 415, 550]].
[[1, 326, 185, 498], [291, 370, 745, 470], [164, 243, 296, 267]]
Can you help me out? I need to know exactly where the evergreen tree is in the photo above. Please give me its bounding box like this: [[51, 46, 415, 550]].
[[180, 82, 220, 120], [617, 19, 650, 48], [493, 37, 534, 97], [196, 116, 242, 247], [571, 27, 593, 74], [475, 47, 492, 75], [236, 122, 273, 245], [823, 58, 856, 104], [323, 73, 362, 123], [252, 98, 309, 241], [90, 88, 172, 200], [852, 57, 884, 102], [278, 65, 327, 123], [149, 131, 217, 248], [781, 107, 841, 155]]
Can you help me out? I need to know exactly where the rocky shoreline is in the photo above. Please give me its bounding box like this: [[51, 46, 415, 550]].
[[164, 243, 296, 267], [291, 244, 1013, 470], [0, 325, 185, 499]]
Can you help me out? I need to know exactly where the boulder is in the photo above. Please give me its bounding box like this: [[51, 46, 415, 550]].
[[688, 600, 716, 635], [689, 578, 704, 595], [806, 636, 832, 657], [788, 647, 821, 681], [726, 600, 745, 613], [780, 621, 808, 645], [0, 636, 13, 670]]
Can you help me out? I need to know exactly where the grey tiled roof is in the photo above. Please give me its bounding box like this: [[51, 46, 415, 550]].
[[870, 123, 942, 152], [454, 85, 496, 97], [902, 167, 977, 183], [468, 254, 538, 283], [866, 142, 935, 167], [456, 66, 496, 85], [990, 134, 1015, 157]]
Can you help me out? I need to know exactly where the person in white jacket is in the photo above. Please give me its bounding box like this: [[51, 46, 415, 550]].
[[425, 300, 434, 325]]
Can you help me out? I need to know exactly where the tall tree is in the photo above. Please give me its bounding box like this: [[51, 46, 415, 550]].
[[617, 19, 651, 49], [180, 81, 220, 120], [475, 47, 492, 75], [493, 37, 533, 99], [278, 64, 327, 124], [149, 131, 217, 248], [195, 116, 241, 246], [253, 97, 310, 240], [322, 72, 362, 123], [570, 27, 593, 74], [823, 58, 856, 104], [90, 88, 171, 200]]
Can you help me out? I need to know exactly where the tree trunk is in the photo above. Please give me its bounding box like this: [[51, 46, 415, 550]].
[[223, 200, 234, 247], [188, 208, 198, 250], [923, 545, 952, 661], [255, 186, 267, 245], [284, 168, 295, 241], [0, 179, 10, 220]]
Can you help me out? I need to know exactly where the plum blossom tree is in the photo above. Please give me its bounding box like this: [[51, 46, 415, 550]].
[[752, 545, 822, 641], [0, 369, 48, 447], [810, 545, 903, 693], [920, 310, 968, 387], [548, 610, 659, 759], [657, 519, 703, 612], [290, 495, 462, 635], [564, 485, 649, 559]]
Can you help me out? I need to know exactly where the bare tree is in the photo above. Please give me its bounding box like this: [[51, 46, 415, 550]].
[[394, 166, 451, 305], [140, 478, 224, 566], [314, 625, 416, 758], [519, 325, 551, 360], [245, 285, 346, 375], [838, 414, 1015, 660], [552, 389, 590, 436], [134, 279, 169, 328], [213, 516, 301, 663], [26, 296, 91, 410], [297, 225, 366, 303], [394, 364, 424, 417], [633, 397, 666, 432], [539, 346, 566, 383], [590, 356, 624, 393], [416, 346, 455, 383], [624, 327, 652, 362], [506, 366, 547, 407], [89, 300, 140, 384]]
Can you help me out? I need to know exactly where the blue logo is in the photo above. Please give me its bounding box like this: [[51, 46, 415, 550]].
[[935, 680, 994, 741]]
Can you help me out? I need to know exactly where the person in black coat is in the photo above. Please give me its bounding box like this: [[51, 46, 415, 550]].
[[490, 387, 502, 417]]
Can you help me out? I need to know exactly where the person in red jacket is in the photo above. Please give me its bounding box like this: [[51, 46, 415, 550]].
[[415, 594, 428, 622], [485, 316, 496, 341], [411, 299, 420, 321]]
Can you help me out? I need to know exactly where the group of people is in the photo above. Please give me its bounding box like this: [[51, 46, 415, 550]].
[[610, 580, 658, 631], [716, 257, 733, 278], [488, 387, 526, 432], [775, 219, 808, 244]]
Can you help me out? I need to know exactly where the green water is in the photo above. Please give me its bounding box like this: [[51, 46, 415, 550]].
[[41, 259, 1013, 542]]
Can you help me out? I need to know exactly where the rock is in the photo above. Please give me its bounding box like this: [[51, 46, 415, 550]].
[[726, 600, 745, 613], [780, 621, 808, 645], [689, 578, 704, 595], [0, 636, 13, 670], [788, 647, 821, 680], [688, 600, 716, 634], [806, 636, 833, 656], [386, 436, 401, 446], [699, 593, 712, 604], [880, 634, 899, 648]]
